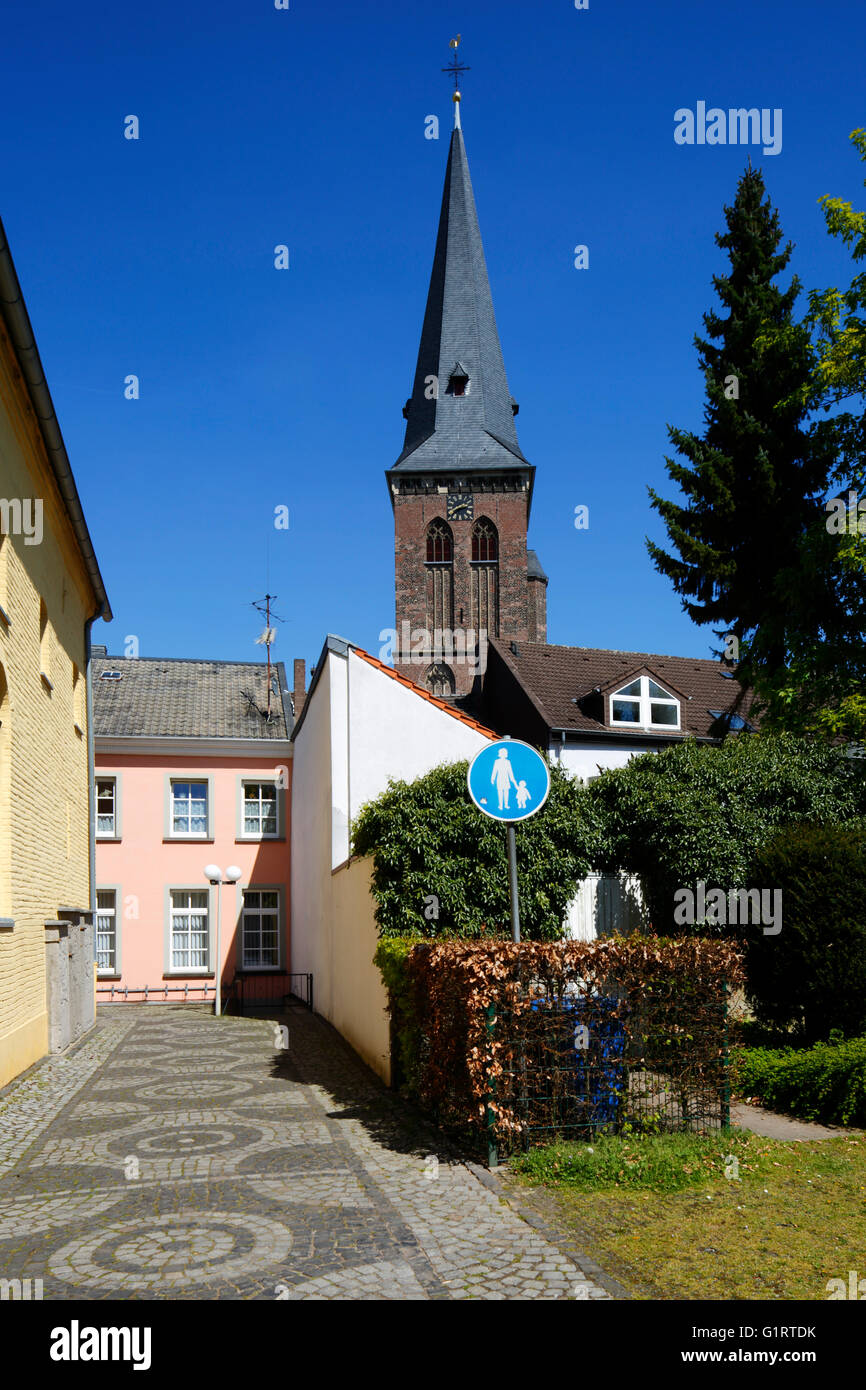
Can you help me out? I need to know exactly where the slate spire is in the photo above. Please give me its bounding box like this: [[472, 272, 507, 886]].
[[393, 123, 528, 473]]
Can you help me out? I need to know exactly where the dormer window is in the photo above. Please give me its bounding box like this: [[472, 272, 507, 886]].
[[610, 676, 680, 730], [448, 362, 470, 396]]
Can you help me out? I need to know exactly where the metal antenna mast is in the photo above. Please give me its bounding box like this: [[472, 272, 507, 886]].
[[252, 593, 284, 719]]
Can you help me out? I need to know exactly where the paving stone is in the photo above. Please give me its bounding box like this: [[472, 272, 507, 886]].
[[0, 1003, 611, 1300]]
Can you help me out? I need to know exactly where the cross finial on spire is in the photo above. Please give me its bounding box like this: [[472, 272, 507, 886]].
[[442, 35, 469, 127]]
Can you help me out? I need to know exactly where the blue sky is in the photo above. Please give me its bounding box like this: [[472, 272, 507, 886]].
[[2, 0, 864, 673]]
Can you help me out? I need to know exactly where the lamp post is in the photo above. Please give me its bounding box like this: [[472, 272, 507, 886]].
[[204, 863, 242, 1016]]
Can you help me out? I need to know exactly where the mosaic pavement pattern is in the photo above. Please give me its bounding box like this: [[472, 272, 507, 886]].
[[0, 1004, 611, 1300]]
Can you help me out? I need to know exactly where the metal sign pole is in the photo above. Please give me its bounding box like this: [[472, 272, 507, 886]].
[[467, 737, 548, 945], [507, 824, 520, 943], [214, 882, 222, 1017]]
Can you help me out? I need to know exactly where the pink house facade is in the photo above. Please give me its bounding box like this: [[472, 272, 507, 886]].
[[92, 652, 294, 1009]]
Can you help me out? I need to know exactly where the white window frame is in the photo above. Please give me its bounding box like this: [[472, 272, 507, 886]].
[[609, 675, 680, 730], [239, 886, 282, 971], [164, 775, 214, 840], [95, 775, 120, 839], [236, 778, 283, 840], [96, 887, 120, 976], [167, 888, 211, 974]]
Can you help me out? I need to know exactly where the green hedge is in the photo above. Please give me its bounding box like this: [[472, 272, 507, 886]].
[[745, 823, 866, 1040], [736, 1037, 866, 1127], [586, 733, 866, 935], [373, 937, 420, 1093]]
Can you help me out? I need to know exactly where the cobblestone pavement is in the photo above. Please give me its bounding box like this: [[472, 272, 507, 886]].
[[0, 1004, 613, 1300]]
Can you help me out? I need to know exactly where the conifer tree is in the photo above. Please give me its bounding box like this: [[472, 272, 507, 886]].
[[647, 166, 836, 708]]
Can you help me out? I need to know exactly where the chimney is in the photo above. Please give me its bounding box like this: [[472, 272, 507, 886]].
[[292, 658, 306, 721]]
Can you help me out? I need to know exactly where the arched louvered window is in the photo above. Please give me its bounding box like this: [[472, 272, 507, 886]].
[[425, 519, 454, 635], [471, 518, 498, 564], [426, 663, 455, 697], [426, 519, 453, 564], [470, 518, 499, 636]]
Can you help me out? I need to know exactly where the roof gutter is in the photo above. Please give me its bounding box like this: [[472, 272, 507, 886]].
[[0, 215, 112, 622], [550, 727, 720, 746]]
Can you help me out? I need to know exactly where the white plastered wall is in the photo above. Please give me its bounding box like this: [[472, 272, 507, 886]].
[[551, 739, 656, 939], [291, 643, 492, 1082]]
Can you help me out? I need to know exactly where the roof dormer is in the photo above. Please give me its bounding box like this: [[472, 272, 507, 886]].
[[600, 668, 686, 732]]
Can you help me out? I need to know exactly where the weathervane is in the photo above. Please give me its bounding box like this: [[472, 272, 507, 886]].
[[442, 35, 469, 123]]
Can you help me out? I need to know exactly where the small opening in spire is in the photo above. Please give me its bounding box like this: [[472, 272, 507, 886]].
[[448, 362, 470, 396]]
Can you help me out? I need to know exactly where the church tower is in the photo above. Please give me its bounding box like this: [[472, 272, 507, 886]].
[[386, 90, 547, 701]]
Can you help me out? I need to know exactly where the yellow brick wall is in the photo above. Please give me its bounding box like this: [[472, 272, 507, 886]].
[[0, 324, 97, 1089]]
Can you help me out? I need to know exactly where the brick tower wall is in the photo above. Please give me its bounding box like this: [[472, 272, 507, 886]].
[[527, 574, 548, 644], [392, 485, 532, 698]]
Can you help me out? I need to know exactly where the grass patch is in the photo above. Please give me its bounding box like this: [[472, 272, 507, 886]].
[[506, 1131, 866, 1300], [510, 1131, 772, 1192]]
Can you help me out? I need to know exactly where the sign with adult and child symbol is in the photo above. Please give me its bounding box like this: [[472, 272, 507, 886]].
[[467, 739, 551, 823]]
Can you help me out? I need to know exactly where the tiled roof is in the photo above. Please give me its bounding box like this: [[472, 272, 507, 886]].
[[391, 127, 528, 476], [490, 639, 757, 740], [351, 647, 497, 739], [92, 656, 291, 740]]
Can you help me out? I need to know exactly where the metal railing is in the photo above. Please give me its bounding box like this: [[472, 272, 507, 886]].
[[97, 982, 215, 1002], [223, 971, 314, 1015], [96, 974, 314, 1014]]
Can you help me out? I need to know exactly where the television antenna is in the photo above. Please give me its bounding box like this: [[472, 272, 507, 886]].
[[251, 593, 285, 719]]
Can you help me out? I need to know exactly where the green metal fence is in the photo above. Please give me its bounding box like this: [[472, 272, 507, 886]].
[[403, 939, 742, 1167]]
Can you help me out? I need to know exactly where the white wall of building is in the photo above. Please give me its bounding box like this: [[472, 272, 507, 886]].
[[290, 653, 333, 1013], [550, 739, 656, 938], [342, 649, 491, 866], [291, 640, 492, 1080], [551, 740, 660, 784], [329, 857, 391, 1081], [566, 872, 646, 941]]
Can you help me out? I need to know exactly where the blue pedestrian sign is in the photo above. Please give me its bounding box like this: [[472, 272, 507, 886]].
[[467, 739, 551, 823]]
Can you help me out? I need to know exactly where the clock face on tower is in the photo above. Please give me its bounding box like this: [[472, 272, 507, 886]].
[[446, 493, 474, 521]]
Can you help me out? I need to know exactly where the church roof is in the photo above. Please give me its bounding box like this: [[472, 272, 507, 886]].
[[526, 549, 548, 582], [391, 125, 529, 476]]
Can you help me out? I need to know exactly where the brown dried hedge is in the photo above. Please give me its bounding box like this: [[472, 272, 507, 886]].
[[403, 937, 744, 1144]]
